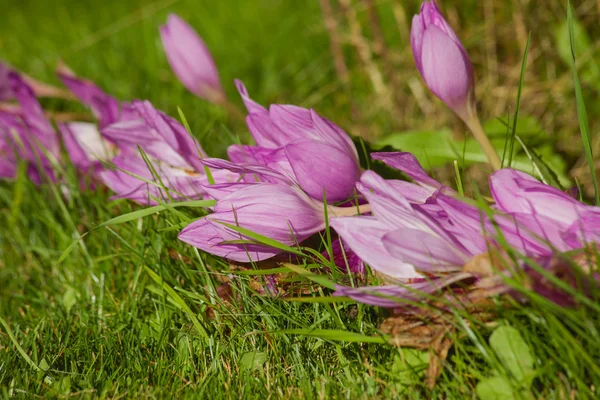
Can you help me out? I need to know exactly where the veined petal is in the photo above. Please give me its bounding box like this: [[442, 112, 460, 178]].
[[330, 216, 420, 280], [383, 227, 467, 272], [285, 140, 360, 202]]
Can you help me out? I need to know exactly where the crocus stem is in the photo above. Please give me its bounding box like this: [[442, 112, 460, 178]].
[[464, 113, 501, 171], [329, 203, 371, 217]]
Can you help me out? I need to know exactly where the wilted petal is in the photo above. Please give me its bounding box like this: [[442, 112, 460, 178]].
[[201, 157, 294, 185], [234, 79, 266, 114], [371, 152, 443, 192], [102, 118, 189, 169], [9, 72, 58, 156]]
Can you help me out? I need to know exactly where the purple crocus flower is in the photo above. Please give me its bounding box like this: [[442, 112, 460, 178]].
[[59, 122, 116, 176], [0, 72, 61, 183], [331, 169, 478, 282], [178, 182, 327, 262], [99, 100, 235, 205], [410, 0, 475, 120], [489, 169, 600, 252], [229, 80, 361, 203], [160, 14, 224, 103], [57, 64, 137, 128]]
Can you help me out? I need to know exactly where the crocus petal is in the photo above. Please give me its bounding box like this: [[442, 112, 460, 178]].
[[227, 144, 295, 182], [334, 272, 472, 308], [132, 100, 207, 170], [330, 216, 420, 280], [382, 227, 467, 272], [201, 181, 260, 201], [178, 217, 281, 262], [9, 72, 58, 156], [201, 157, 295, 185], [0, 158, 16, 179], [160, 14, 223, 101], [410, 14, 425, 72], [179, 183, 326, 262], [60, 122, 114, 169], [563, 211, 600, 248], [371, 152, 443, 192], [387, 180, 433, 204], [421, 25, 473, 112], [490, 169, 585, 226], [234, 79, 266, 114], [102, 119, 188, 168], [57, 67, 134, 127], [284, 140, 361, 202]]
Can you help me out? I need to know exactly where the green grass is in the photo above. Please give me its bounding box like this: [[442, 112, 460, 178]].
[[2, 0, 600, 398]]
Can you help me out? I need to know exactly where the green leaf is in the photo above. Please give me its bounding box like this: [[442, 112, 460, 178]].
[[476, 377, 516, 400], [277, 329, 389, 344], [483, 116, 542, 137], [97, 200, 215, 228], [239, 351, 268, 371], [489, 326, 534, 383], [375, 129, 514, 169]]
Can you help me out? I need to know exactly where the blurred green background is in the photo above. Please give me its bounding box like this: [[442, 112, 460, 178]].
[[2, 0, 600, 190]]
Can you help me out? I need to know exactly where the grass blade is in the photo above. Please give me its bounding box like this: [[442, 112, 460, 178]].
[[98, 200, 215, 227], [276, 329, 389, 344], [568, 1, 599, 204]]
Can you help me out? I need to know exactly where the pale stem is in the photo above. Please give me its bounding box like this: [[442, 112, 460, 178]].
[[464, 112, 501, 171], [328, 203, 372, 217]]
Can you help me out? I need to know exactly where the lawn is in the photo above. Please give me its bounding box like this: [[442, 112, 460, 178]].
[[1, 0, 600, 398]]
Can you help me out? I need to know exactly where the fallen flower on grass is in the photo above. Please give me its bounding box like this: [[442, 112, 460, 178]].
[[229, 80, 361, 202], [332, 151, 600, 309], [178, 182, 328, 262], [98, 100, 236, 204]]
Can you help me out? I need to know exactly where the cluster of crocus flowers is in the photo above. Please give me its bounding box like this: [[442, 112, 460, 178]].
[[331, 152, 600, 308], [1, 4, 597, 313]]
